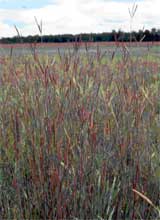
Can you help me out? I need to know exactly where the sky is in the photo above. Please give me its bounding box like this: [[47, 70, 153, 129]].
[[0, 0, 159, 37]]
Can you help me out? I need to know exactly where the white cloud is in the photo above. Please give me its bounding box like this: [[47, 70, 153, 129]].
[[0, 0, 159, 37]]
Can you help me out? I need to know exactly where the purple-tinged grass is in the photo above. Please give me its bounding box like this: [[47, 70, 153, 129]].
[[0, 48, 160, 219]]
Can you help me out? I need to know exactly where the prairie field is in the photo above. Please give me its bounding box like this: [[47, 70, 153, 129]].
[[0, 43, 160, 219], [0, 41, 160, 57]]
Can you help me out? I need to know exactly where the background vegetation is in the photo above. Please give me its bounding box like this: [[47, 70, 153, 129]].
[[0, 28, 160, 44]]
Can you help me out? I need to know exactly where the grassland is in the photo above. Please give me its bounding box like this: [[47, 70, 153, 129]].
[[0, 45, 160, 219], [0, 41, 160, 57]]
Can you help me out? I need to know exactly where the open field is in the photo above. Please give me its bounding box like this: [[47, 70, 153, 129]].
[[0, 41, 160, 57], [0, 45, 160, 219], [1, 41, 160, 48]]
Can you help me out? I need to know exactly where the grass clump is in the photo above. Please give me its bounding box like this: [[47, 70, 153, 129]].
[[0, 49, 160, 219]]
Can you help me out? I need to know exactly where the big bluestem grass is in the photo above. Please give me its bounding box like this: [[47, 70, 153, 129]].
[[0, 46, 160, 219]]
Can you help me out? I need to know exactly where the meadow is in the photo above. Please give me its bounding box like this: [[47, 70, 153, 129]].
[[0, 43, 160, 219], [0, 41, 160, 57]]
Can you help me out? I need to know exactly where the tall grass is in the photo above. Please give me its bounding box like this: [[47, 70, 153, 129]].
[[0, 46, 160, 219]]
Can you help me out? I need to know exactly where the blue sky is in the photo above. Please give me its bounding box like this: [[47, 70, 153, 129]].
[[0, 0, 143, 9], [0, 0, 52, 9], [0, 0, 159, 37]]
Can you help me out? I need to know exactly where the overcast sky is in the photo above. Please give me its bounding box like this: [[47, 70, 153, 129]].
[[0, 0, 159, 37]]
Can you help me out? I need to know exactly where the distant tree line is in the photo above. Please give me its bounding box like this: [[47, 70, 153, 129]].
[[0, 28, 160, 44]]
